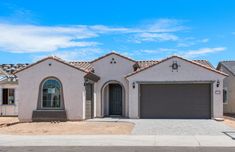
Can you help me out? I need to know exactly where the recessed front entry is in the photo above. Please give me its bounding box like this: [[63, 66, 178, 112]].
[[109, 84, 122, 115]]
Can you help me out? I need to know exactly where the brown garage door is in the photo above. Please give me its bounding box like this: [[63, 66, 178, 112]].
[[140, 84, 211, 119]]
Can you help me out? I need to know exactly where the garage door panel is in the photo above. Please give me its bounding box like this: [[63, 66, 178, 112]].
[[140, 84, 211, 119]]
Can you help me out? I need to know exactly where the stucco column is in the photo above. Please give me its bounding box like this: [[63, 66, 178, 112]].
[[128, 81, 139, 118], [213, 79, 224, 119]]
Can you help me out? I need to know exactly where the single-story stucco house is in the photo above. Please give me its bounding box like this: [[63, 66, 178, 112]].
[[0, 64, 28, 116], [13, 52, 227, 122], [217, 61, 235, 114]]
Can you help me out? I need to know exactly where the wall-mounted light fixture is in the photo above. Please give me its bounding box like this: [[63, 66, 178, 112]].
[[216, 80, 220, 88], [132, 82, 135, 89], [48, 63, 52, 66], [84, 78, 89, 86]]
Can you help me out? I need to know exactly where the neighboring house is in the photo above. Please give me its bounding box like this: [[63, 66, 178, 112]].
[[217, 61, 235, 114], [14, 52, 227, 122], [0, 64, 28, 116]]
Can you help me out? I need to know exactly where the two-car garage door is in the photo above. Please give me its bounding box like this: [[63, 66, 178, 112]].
[[140, 84, 211, 119]]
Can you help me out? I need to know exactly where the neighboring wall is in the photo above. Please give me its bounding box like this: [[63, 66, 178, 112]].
[[91, 54, 135, 117], [220, 66, 235, 113], [127, 57, 225, 119], [0, 83, 18, 116], [16, 59, 86, 122]]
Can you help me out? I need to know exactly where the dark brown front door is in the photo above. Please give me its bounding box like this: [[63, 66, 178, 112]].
[[140, 84, 211, 119], [109, 84, 122, 115]]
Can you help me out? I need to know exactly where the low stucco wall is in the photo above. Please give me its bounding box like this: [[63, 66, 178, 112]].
[[16, 59, 86, 122], [127, 57, 225, 119]]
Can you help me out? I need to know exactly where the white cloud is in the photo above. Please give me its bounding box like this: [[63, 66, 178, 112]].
[[140, 48, 178, 54], [129, 19, 186, 43], [182, 47, 226, 58], [177, 38, 209, 47], [89, 25, 130, 33], [143, 19, 187, 33], [0, 24, 100, 53], [32, 48, 103, 62], [0, 19, 187, 53], [135, 32, 178, 43], [201, 38, 209, 43]]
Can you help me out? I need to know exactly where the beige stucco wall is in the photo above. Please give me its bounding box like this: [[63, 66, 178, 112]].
[[16, 59, 86, 122], [91, 54, 135, 117], [220, 66, 235, 113], [127, 57, 225, 119], [0, 83, 18, 116]]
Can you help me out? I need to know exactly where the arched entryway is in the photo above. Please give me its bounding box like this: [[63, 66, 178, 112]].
[[101, 81, 125, 116]]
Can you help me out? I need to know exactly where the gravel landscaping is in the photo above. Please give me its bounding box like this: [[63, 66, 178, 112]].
[[0, 117, 19, 127], [223, 116, 235, 129]]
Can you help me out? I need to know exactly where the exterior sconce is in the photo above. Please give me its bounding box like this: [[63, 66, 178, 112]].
[[216, 80, 220, 88], [84, 79, 89, 86], [132, 82, 135, 89]]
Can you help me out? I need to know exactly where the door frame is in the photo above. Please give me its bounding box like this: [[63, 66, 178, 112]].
[[137, 81, 214, 119], [101, 80, 125, 117]]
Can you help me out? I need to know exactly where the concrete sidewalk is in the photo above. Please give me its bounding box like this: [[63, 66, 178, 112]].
[[0, 135, 235, 147]]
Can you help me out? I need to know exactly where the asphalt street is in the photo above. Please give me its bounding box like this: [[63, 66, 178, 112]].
[[1, 146, 235, 152]]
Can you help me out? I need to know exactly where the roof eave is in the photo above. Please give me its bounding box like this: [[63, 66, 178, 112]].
[[90, 52, 136, 64], [125, 55, 228, 78], [217, 63, 235, 77], [13, 56, 90, 75], [84, 72, 100, 82]]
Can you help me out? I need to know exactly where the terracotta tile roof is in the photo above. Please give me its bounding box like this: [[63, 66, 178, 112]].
[[126, 56, 227, 78], [69, 61, 94, 72], [193, 60, 214, 69], [13, 56, 85, 74], [135, 60, 159, 69], [134, 60, 213, 71], [13, 56, 100, 82], [90, 51, 136, 63]]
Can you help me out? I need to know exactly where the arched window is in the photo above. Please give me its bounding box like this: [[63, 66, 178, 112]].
[[41, 78, 62, 109]]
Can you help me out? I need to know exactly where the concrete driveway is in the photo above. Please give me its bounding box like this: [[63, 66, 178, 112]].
[[129, 119, 234, 135], [88, 118, 235, 136]]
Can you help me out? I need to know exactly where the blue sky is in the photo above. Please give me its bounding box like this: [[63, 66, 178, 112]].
[[0, 0, 234, 66]]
